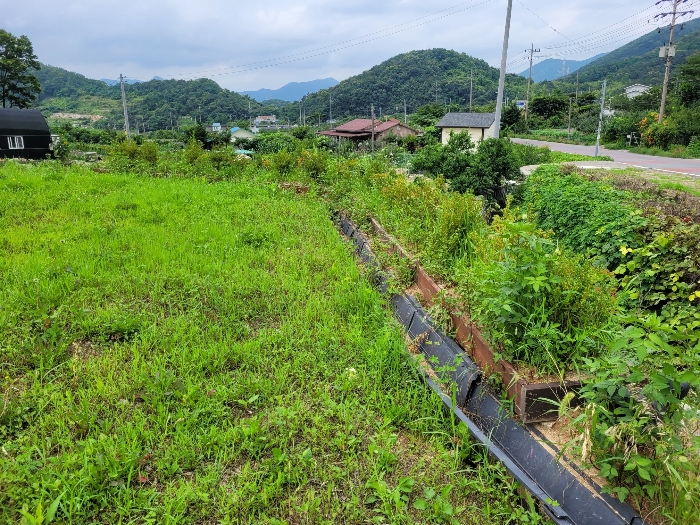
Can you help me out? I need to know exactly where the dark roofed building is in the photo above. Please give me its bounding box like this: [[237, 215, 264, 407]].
[[0, 109, 52, 159], [318, 118, 421, 144], [435, 112, 496, 145]]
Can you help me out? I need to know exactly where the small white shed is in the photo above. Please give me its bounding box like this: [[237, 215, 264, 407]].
[[230, 127, 256, 143], [435, 113, 496, 145]]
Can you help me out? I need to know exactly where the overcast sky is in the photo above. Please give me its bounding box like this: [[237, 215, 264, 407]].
[[2, 0, 694, 91]]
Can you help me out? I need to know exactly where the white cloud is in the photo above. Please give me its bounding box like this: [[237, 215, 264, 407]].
[[2, 0, 679, 90]]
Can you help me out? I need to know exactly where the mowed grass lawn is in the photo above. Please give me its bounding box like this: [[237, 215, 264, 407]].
[[0, 162, 532, 525]]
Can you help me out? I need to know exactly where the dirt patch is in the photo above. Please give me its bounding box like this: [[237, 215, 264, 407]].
[[514, 363, 585, 385], [68, 340, 99, 360], [586, 170, 700, 223], [278, 182, 309, 195]]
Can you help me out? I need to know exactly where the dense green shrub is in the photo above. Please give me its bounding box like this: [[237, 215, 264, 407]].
[[458, 221, 619, 375], [522, 166, 636, 269], [250, 133, 299, 154], [521, 166, 700, 315], [452, 138, 520, 203], [573, 313, 700, 519]]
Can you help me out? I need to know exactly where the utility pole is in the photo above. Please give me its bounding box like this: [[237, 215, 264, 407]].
[[170, 110, 173, 131], [435, 81, 439, 103], [567, 98, 572, 140], [658, 0, 687, 123], [595, 79, 607, 159], [524, 43, 540, 127], [575, 71, 579, 103], [119, 74, 131, 140], [493, 0, 513, 139], [329, 96, 333, 123], [371, 104, 376, 153], [469, 68, 474, 112], [404, 99, 407, 123]]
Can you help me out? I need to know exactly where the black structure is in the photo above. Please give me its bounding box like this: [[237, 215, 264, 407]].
[[0, 108, 52, 159]]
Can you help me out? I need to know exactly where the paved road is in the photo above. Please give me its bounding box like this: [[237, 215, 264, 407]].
[[511, 138, 700, 177]]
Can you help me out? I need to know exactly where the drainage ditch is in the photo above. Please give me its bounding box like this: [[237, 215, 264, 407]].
[[338, 213, 646, 525]]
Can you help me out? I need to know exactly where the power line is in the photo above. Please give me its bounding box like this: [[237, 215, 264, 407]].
[[516, 0, 571, 40], [168, 0, 492, 80]]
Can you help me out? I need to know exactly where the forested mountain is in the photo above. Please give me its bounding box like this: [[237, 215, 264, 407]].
[[558, 17, 700, 88], [287, 49, 529, 121], [32, 64, 276, 130]]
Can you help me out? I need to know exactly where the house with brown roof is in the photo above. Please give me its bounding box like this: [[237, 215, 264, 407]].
[[318, 118, 420, 144]]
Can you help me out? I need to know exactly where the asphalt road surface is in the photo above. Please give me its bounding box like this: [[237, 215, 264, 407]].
[[511, 138, 700, 177]]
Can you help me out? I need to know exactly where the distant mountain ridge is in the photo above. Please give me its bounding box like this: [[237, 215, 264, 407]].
[[241, 78, 339, 102], [519, 54, 606, 82], [293, 48, 529, 121], [558, 17, 700, 87], [100, 76, 164, 86]]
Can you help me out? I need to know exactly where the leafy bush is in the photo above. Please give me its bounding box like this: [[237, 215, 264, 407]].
[[573, 313, 700, 520], [297, 148, 328, 179], [451, 138, 519, 205], [522, 166, 636, 269], [138, 141, 159, 165], [411, 143, 444, 175], [250, 133, 299, 154], [688, 136, 700, 158], [521, 166, 700, 314], [459, 221, 619, 375]]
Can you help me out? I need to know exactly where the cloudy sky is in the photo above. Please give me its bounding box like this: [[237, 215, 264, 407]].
[[2, 0, 693, 91]]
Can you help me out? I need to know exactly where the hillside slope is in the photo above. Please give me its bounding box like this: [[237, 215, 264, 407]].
[[32, 64, 274, 130], [563, 17, 700, 86], [293, 48, 529, 121], [520, 54, 605, 82]]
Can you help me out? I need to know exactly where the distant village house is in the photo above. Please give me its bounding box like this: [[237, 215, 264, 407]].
[[254, 115, 277, 125], [318, 118, 420, 144], [435, 112, 496, 145], [624, 84, 651, 99], [230, 127, 256, 143]]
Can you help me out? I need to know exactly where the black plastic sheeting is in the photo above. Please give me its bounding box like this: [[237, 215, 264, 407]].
[[339, 215, 646, 525]]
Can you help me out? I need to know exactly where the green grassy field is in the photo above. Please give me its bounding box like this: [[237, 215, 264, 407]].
[[0, 162, 536, 524]]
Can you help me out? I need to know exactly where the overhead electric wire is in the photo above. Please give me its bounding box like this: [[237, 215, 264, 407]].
[[516, 0, 572, 40], [542, 3, 658, 49], [168, 0, 491, 79]]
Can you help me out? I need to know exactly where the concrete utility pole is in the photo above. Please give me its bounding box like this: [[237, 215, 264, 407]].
[[329, 96, 333, 123], [575, 71, 579, 102], [493, 0, 513, 139], [658, 0, 686, 123], [119, 74, 131, 140], [371, 104, 376, 153], [435, 81, 439, 103], [567, 98, 572, 140], [404, 99, 407, 123], [595, 79, 607, 159], [525, 43, 540, 127], [469, 68, 474, 112]]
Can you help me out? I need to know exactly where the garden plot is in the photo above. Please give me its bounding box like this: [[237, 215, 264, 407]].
[[0, 162, 538, 524]]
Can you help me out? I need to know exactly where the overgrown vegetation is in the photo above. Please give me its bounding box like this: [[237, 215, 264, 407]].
[[4, 124, 698, 524], [518, 165, 699, 522], [0, 159, 545, 524]]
